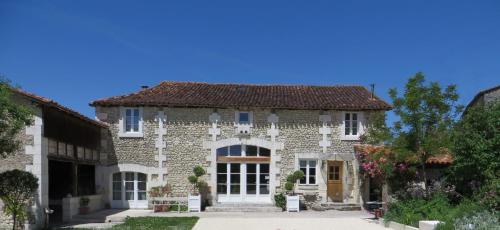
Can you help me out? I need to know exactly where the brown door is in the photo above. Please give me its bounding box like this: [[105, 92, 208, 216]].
[[327, 161, 343, 202]]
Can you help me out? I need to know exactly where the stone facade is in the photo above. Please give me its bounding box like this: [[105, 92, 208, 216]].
[[96, 105, 376, 204], [0, 95, 43, 230]]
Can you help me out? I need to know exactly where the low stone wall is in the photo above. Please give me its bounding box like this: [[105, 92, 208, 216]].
[[62, 195, 104, 222]]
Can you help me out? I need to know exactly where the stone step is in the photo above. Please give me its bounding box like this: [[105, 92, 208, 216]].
[[320, 203, 362, 211], [206, 203, 282, 212]]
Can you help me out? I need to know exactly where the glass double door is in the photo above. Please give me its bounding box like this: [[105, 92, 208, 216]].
[[111, 172, 147, 209], [217, 163, 271, 203]]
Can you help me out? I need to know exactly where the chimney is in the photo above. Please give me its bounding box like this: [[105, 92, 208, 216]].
[[141, 85, 149, 89], [370, 84, 375, 99]]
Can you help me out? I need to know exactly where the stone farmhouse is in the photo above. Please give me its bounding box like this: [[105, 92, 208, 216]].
[[89, 81, 392, 208], [1, 81, 396, 228]]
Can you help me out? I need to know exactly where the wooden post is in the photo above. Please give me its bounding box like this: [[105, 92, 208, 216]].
[[73, 163, 78, 196]]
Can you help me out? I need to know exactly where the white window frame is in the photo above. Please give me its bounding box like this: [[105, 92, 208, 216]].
[[119, 107, 144, 138], [341, 111, 363, 140], [298, 159, 318, 185], [235, 111, 253, 126]]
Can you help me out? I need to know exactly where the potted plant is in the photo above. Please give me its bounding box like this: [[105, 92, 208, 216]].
[[285, 170, 304, 212], [187, 165, 206, 212], [79, 197, 90, 214]]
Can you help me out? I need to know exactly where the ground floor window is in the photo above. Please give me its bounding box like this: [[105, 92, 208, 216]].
[[112, 172, 147, 201], [299, 159, 317, 185]]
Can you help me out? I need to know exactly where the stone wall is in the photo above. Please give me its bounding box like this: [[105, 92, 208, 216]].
[[97, 106, 376, 201], [0, 95, 42, 229]]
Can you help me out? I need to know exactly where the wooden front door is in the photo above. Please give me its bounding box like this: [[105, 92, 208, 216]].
[[327, 161, 343, 202]]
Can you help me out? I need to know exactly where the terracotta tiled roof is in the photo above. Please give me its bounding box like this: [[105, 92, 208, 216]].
[[11, 88, 108, 128], [353, 144, 453, 165], [90, 81, 392, 110]]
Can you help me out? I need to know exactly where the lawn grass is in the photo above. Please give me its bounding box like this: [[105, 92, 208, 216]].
[[111, 217, 199, 230], [57, 217, 199, 230]]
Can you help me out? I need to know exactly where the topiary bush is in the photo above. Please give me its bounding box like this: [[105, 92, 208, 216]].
[[284, 170, 304, 195], [187, 166, 206, 195]]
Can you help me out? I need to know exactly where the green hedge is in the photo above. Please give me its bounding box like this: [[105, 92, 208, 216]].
[[384, 194, 484, 228]]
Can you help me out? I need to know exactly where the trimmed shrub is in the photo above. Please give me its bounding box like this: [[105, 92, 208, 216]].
[[274, 193, 286, 210]]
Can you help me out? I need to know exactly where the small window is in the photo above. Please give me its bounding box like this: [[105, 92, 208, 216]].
[[125, 108, 140, 133], [299, 160, 317, 185], [238, 112, 250, 124], [344, 112, 358, 136]]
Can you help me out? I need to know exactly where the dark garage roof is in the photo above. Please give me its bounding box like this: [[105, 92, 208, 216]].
[[91, 81, 392, 110]]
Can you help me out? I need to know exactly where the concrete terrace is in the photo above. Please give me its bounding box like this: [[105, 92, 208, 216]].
[[58, 209, 386, 230]]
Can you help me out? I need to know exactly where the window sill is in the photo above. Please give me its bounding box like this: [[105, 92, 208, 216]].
[[341, 135, 360, 141], [298, 184, 318, 190], [118, 132, 144, 138]]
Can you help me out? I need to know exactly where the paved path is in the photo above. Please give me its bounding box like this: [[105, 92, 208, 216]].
[[192, 215, 385, 230], [60, 209, 386, 230], [193, 217, 385, 230]]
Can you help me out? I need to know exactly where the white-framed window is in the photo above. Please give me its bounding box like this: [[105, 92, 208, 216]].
[[119, 107, 143, 137], [125, 108, 140, 132], [299, 159, 317, 185], [235, 111, 253, 125], [342, 112, 363, 140]]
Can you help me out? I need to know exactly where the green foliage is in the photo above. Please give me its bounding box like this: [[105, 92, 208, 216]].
[[193, 166, 205, 178], [389, 72, 462, 184], [292, 170, 305, 181], [384, 194, 451, 227], [474, 178, 499, 210], [284, 182, 294, 191], [274, 193, 286, 210], [187, 165, 206, 195], [79, 197, 90, 207], [0, 78, 33, 158], [361, 111, 392, 145], [110, 217, 199, 230], [187, 175, 198, 185], [451, 210, 499, 230], [284, 170, 305, 195], [435, 199, 486, 230], [448, 101, 500, 197], [0, 169, 39, 230], [385, 194, 486, 229]]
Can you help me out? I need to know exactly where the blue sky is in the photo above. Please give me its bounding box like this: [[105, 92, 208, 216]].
[[1, 0, 499, 122]]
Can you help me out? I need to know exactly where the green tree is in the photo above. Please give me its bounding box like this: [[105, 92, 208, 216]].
[[361, 111, 392, 145], [0, 78, 33, 158], [448, 101, 500, 198], [389, 72, 462, 188], [0, 170, 39, 230]]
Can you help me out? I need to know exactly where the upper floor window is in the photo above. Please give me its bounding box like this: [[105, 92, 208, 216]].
[[125, 108, 140, 133], [119, 107, 143, 137], [238, 112, 250, 124], [344, 112, 358, 136]]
